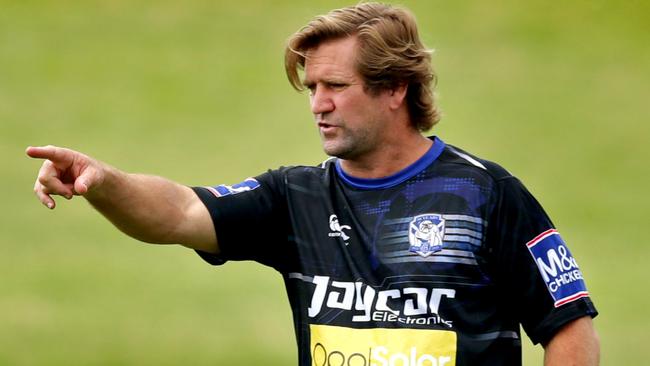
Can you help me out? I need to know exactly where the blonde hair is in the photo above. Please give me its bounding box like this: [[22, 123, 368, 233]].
[[285, 2, 441, 131]]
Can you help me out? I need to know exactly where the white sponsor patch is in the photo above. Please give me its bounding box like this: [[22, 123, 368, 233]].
[[206, 178, 260, 197]]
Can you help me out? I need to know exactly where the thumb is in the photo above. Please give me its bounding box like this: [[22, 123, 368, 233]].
[[74, 168, 100, 195], [74, 176, 89, 195]]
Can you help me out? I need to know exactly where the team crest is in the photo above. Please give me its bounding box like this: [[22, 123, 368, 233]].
[[409, 214, 445, 257]]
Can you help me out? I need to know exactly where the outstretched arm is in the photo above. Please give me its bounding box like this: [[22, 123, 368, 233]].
[[543, 316, 600, 366], [26, 145, 218, 254]]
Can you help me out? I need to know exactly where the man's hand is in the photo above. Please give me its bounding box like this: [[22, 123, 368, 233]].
[[26, 145, 106, 209], [26, 145, 218, 253]]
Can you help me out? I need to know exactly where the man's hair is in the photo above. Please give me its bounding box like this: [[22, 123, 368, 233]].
[[285, 2, 441, 131]]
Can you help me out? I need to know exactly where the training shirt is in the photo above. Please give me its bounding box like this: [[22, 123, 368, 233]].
[[192, 137, 597, 366]]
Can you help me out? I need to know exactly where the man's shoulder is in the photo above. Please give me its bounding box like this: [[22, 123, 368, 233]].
[[263, 158, 335, 185], [270, 158, 335, 175], [438, 142, 514, 183]]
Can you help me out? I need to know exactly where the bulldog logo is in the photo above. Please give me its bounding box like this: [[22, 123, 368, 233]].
[[408, 214, 445, 257]]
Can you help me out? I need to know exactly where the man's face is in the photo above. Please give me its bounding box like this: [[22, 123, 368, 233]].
[[303, 36, 392, 160]]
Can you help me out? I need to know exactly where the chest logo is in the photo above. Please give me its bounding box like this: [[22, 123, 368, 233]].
[[409, 214, 445, 257], [328, 214, 351, 244]]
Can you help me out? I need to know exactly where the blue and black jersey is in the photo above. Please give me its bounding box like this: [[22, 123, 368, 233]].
[[192, 137, 597, 366]]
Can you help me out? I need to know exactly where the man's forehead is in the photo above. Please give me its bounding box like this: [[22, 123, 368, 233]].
[[303, 37, 358, 81]]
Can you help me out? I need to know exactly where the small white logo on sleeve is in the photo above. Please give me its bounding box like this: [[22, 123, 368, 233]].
[[328, 214, 351, 244], [206, 178, 260, 198]]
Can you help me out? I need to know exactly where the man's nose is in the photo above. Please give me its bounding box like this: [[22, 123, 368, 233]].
[[310, 87, 335, 115]]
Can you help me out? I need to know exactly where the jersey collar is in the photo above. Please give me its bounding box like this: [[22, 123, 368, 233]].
[[335, 136, 446, 190]]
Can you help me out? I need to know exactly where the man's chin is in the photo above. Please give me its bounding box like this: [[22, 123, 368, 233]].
[[322, 143, 346, 159], [322, 145, 357, 160]]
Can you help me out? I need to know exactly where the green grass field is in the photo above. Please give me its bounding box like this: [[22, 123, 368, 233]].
[[2, 1, 648, 364]]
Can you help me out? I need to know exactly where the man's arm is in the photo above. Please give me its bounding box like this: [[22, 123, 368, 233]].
[[543, 316, 600, 366], [26, 145, 218, 254]]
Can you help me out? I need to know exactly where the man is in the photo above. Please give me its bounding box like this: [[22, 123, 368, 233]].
[[27, 3, 599, 365]]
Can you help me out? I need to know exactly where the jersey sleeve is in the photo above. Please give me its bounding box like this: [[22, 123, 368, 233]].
[[487, 176, 598, 345], [191, 169, 291, 270]]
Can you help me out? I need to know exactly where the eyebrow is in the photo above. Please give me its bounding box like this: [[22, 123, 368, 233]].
[[302, 77, 351, 86]]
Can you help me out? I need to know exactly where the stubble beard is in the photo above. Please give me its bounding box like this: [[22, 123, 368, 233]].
[[320, 123, 377, 161]]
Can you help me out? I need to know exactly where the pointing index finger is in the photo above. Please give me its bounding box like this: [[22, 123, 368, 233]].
[[26, 146, 74, 165]]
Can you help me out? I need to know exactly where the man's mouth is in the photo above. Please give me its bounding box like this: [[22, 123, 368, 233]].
[[316, 114, 340, 134], [318, 122, 339, 134]]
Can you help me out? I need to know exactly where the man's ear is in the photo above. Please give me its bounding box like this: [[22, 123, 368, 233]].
[[388, 84, 408, 110]]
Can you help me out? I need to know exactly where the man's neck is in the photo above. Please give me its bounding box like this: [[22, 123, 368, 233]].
[[338, 133, 433, 179]]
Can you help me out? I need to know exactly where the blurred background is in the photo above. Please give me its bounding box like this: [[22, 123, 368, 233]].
[[2, 0, 648, 364]]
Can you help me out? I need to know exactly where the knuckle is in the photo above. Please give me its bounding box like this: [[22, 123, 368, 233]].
[[37, 175, 50, 185]]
